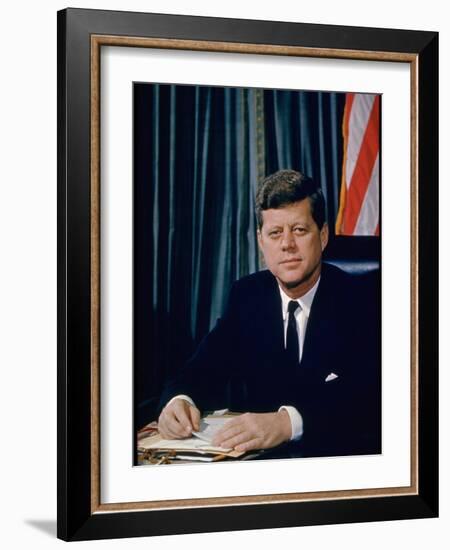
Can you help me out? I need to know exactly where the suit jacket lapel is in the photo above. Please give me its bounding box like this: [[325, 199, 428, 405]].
[[301, 265, 338, 371], [254, 271, 285, 359]]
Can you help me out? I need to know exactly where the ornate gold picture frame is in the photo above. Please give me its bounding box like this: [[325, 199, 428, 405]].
[[57, 8, 438, 541]]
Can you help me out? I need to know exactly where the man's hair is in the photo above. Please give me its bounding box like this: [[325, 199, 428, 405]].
[[255, 169, 326, 229]]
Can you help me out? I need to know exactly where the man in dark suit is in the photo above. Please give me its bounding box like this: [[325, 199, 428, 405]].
[[157, 170, 381, 458]]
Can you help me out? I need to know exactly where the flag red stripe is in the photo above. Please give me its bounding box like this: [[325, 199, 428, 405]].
[[335, 93, 354, 234], [343, 96, 380, 234], [344, 93, 355, 133]]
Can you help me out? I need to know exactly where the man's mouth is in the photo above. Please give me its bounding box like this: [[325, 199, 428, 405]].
[[280, 258, 302, 264]]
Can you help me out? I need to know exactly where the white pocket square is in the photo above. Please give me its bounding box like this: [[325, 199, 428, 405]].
[[325, 372, 339, 382]]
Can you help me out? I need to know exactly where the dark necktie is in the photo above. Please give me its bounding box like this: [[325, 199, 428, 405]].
[[286, 300, 300, 365]]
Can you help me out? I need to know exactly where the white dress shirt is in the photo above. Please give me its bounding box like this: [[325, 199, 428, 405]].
[[277, 277, 320, 440], [167, 276, 321, 442]]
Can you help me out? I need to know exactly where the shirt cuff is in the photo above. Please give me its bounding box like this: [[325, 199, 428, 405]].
[[167, 394, 196, 408], [278, 405, 304, 440]]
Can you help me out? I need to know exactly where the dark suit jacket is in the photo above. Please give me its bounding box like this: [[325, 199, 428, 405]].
[[159, 262, 381, 458]]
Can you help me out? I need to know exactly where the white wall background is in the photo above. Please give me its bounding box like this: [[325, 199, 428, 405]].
[[0, 1, 446, 548]]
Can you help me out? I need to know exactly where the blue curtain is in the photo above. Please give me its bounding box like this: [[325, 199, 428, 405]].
[[134, 83, 345, 424], [264, 89, 344, 225]]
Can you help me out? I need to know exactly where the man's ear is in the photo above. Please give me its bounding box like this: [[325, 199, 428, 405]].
[[320, 223, 329, 251], [257, 228, 263, 249]]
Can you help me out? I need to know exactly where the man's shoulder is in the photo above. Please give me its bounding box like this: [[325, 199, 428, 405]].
[[232, 269, 276, 291], [320, 262, 380, 311], [228, 263, 379, 303], [227, 269, 278, 303], [322, 261, 379, 287]]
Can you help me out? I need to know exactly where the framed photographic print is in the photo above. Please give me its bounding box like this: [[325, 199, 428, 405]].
[[57, 8, 438, 541]]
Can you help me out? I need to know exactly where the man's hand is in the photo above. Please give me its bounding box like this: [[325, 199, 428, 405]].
[[211, 411, 292, 452], [158, 398, 201, 440]]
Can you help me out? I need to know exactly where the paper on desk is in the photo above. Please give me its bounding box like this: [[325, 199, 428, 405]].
[[192, 415, 232, 444], [139, 411, 235, 453], [139, 434, 232, 453]]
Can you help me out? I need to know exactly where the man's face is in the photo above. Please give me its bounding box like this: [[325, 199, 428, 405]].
[[257, 198, 329, 297]]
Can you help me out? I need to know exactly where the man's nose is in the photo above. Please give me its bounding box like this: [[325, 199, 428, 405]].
[[281, 230, 296, 250]]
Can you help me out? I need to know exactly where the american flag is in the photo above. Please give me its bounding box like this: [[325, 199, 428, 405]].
[[335, 93, 380, 236]]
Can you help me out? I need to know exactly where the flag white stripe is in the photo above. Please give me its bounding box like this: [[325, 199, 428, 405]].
[[345, 94, 376, 188], [354, 153, 379, 235]]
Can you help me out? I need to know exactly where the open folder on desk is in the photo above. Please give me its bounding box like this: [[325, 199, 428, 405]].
[[138, 411, 251, 462]]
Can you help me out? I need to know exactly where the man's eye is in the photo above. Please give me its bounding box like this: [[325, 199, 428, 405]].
[[294, 227, 306, 234], [269, 230, 281, 238]]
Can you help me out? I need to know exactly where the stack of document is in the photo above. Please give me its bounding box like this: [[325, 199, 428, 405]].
[[138, 411, 247, 463]]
